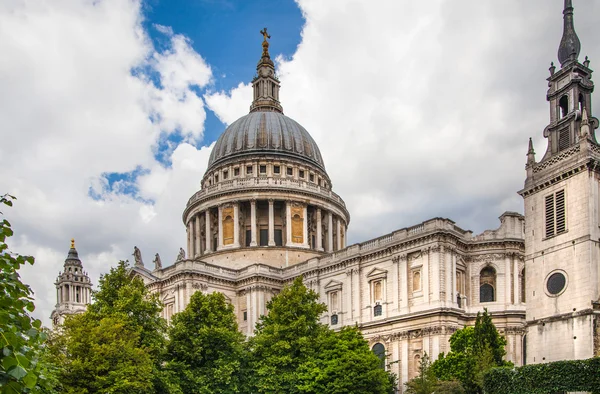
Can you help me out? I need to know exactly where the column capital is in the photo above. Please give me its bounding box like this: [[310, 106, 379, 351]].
[[268, 198, 274, 204]]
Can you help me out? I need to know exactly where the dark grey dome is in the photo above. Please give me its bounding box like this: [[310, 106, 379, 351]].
[[208, 111, 325, 171]]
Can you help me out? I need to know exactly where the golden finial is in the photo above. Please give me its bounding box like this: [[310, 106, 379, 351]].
[[71, 238, 75, 249], [260, 27, 271, 57]]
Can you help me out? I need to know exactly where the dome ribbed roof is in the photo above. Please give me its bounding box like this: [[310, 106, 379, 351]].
[[207, 111, 325, 171]]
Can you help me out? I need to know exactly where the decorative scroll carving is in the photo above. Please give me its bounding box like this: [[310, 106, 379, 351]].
[[471, 253, 506, 262], [192, 282, 208, 291]]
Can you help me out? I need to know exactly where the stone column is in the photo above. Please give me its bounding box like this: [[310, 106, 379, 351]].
[[233, 202, 240, 247], [286, 201, 292, 245], [316, 208, 323, 251], [186, 281, 192, 309], [401, 338, 409, 388], [195, 214, 201, 257], [302, 204, 308, 247], [327, 212, 333, 252], [400, 255, 409, 311], [246, 290, 252, 336], [336, 219, 342, 250], [205, 210, 212, 253], [187, 220, 193, 257], [513, 255, 520, 304], [250, 200, 257, 246], [505, 255, 512, 304], [174, 285, 179, 312], [451, 251, 457, 305], [268, 199, 275, 246], [218, 205, 223, 250]]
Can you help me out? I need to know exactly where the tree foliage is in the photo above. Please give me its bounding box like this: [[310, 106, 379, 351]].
[[248, 277, 394, 394], [49, 261, 170, 393], [48, 314, 154, 394], [165, 290, 246, 394], [404, 353, 464, 394], [0, 194, 56, 393], [483, 357, 600, 394], [432, 309, 510, 394]]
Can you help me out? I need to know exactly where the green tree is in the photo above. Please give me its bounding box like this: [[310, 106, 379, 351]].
[[49, 314, 154, 394], [165, 290, 246, 394], [432, 309, 510, 394], [297, 326, 393, 394], [88, 261, 166, 358], [0, 194, 57, 393], [404, 353, 437, 394], [49, 261, 171, 393], [248, 277, 394, 394]]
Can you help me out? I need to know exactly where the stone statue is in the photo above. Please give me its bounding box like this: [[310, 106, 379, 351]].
[[176, 247, 185, 261], [153, 253, 162, 270], [132, 246, 143, 267]]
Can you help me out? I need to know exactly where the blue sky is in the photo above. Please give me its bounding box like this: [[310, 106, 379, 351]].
[[145, 0, 304, 144]]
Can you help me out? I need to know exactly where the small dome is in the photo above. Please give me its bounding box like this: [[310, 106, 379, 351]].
[[207, 111, 325, 171]]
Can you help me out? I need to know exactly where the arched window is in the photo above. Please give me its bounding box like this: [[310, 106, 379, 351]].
[[372, 343, 386, 369], [579, 93, 585, 112], [521, 268, 526, 303], [559, 95, 569, 119], [479, 266, 496, 303]]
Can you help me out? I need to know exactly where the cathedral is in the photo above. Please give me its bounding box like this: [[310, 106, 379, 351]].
[[51, 1, 599, 391]]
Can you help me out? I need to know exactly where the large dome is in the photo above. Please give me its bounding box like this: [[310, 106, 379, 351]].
[[208, 111, 325, 171]]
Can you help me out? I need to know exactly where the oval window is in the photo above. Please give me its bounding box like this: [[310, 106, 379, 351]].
[[547, 272, 566, 295]]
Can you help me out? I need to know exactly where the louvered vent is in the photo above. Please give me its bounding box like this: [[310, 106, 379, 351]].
[[558, 128, 570, 151], [555, 190, 566, 233], [545, 194, 555, 238]]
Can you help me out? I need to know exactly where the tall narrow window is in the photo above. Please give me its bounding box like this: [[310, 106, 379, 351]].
[[373, 281, 382, 301], [559, 95, 569, 119], [372, 343, 386, 369], [480, 266, 496, 303], [545, 189, 566, 238]]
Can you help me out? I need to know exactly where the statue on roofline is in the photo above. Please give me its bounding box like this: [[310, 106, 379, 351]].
[[153, 253, 162, 270], [132, 246, 143, 267], [176, 247, 185, 261]]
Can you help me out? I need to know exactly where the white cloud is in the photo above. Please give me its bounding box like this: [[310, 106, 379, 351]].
[[204, 82, 252, 125], [0, 0, 212, 324]]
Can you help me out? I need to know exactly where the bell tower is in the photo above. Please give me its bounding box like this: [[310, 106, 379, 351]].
[[50, 239, 92, 328], [519, 0, 600, 363]]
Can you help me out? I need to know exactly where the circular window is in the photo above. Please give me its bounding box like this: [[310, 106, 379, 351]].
[[546, 272, 567, 295]]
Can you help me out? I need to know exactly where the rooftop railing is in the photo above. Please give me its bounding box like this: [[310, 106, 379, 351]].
[[186, 177, 346, 207]]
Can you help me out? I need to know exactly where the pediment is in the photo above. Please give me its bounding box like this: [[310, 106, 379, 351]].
[[324, 279, 343, 291], [366, 267, 388, 280]]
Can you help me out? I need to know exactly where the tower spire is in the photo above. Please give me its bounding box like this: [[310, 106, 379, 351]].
[[557, 0, 581, 67], [250, 28, 283, 114]]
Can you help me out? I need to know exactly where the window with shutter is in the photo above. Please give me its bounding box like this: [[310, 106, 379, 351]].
[[545, 190, 567, 238], [558, 128, 570, 151]]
